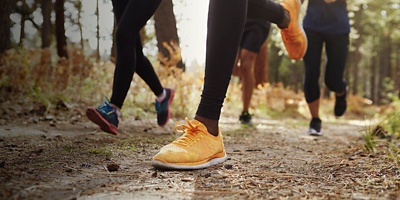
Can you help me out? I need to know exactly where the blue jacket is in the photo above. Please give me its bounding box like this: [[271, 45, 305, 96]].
[[303, 0, 350, 35]]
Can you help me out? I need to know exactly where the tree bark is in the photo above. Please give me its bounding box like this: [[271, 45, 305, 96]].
[[396, 43, 400, 98], [55, 0, 68, 58], [351, 40, 360, 95], [0, 0, 14, 55], [19, 0, 27, 47], [111, 18, 117, 63], [41, 0, 52, 48], [75, 0, 84, 50], [371, 56, 378, 104], [268, 44, 283, 83], [95, 0, 100, 61], [154, 0, 185, 69]]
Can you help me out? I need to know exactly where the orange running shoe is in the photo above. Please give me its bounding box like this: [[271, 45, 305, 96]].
[[152, 118, 227, 170], [280, 0, 307, 60]]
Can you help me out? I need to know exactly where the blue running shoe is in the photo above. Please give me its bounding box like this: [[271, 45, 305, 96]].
[[86, 98, 119, 135], [155, 88, 175, 127]]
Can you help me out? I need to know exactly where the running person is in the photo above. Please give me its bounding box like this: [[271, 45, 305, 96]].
[[152, 0, 307, 170], [233, 19, 271, 126], [86, 0, 174, 135], [302, 0, 350, 136]]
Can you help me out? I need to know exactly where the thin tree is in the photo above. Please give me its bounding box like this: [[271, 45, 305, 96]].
[[111, 18, 117, 62], [55, 0, 68, 58], [95, 0, 100, 61], [41, 0, 52, 48], [14, 0, 40, 47], [18, 0, 28, 47], [75, 0, 84, 50], [0, 0, 15, 55]]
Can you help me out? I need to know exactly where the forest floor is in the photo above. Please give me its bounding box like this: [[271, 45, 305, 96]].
[[1, 107, 400, 200]]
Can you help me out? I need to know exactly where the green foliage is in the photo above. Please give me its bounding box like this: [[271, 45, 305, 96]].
[[120, 141, 137, 151], [63, 144, 77, 153], [361, 124, 377, 153], [386, 142, 400, 165], [89, 147, 113, 157], [379, 99, 400, 137]]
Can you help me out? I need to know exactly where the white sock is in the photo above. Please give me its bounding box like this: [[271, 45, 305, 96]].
[[115, 109, 122, 118], [156, 89, 166, 102], [110, 104, 122, 118]]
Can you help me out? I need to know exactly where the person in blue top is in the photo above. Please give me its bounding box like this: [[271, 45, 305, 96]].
[[302, 0, 350, 136]]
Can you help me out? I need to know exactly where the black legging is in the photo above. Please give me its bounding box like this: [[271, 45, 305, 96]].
[[110, 0, 285, 119], [196, 0, 286, 120], [303, 29, 349, 103], [247, 0, 285, 24], [110, 0, 163, 109], [196, 0, 247, 120]]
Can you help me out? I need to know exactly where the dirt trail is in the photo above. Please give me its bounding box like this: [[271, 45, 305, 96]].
[[0, 116, 399, 200]]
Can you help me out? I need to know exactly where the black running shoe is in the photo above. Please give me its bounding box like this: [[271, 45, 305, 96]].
[[334, 85, 348, 117], [239, 112, 253, 126], [308, 118, 322, 136], [155, 88, 175, 127]]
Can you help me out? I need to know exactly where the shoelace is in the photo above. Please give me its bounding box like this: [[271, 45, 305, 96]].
[[98, 97, 121, 118], [173, 118, 202, 146]]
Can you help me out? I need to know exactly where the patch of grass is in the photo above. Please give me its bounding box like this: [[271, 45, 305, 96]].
[[63, 144, 76, 153], [89, 147, 113, 157], [225, 128, 253, 138], [361, 124, 377, 153], [374, 99, 400, 138], [120, 141, 137, 151], [386, 142, 400, 165]]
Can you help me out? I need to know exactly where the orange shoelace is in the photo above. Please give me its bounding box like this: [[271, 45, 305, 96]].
[[172, 118, 203, 146]]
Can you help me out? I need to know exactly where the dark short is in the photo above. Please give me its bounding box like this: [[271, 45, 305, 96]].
[[240, 19, 271, 53]]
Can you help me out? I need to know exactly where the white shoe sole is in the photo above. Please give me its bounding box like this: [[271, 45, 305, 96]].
[[152, 154, 227, 170], [308, 128, 322, 136]]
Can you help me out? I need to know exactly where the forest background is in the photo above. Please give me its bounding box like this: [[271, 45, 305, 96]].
[[0, 0, 400, 134]]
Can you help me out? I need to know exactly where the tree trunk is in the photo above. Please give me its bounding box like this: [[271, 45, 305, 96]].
[[75, 0, 84, 50], [377, 35, 391, 104], [95, 0, 100, 61], [0, 0, 14, 55], [371, 56, 378, 104], [351, 40, 360, 95], [18, 0, 29, 47], [111, 18, 117, 63], [154, 0, 185, 69], [268, 44, 283, 83], [41, 0, 52, 48], [55, 0, 68, 58], [396, 43, 400, 98]]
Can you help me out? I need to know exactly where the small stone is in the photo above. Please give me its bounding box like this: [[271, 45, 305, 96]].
[[224, 164, 233, 169], [107, 163, 119, 172]]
